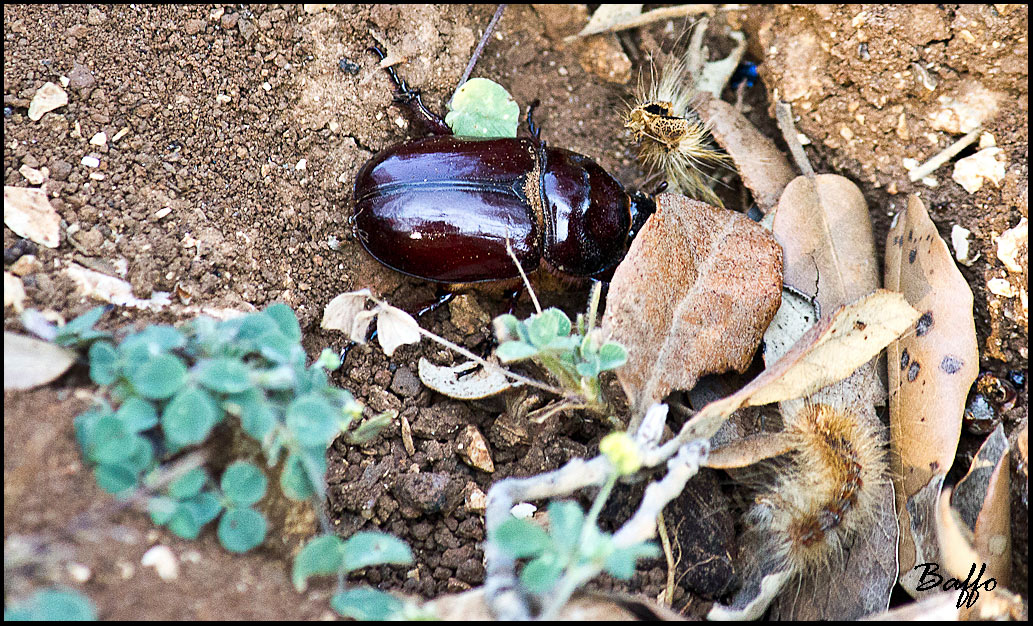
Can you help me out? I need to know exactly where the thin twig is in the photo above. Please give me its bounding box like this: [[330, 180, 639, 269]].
[[775, 101, 814, 177], [454, 4, 506, 96], [907, 127, 981, 182], [505, 235, 541, 314], [658, 512, 676, 605]]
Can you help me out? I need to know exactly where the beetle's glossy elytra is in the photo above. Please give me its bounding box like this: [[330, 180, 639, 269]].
[[352, 46, 655, 285]]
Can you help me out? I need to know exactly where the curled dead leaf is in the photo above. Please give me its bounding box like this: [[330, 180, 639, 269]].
[[602, 193, 783, 416], [885, 195, 978, 594], [376, 305, 421, 357], [696, 98, 795, 214]]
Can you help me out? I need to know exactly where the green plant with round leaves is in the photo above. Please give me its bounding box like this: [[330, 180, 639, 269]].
[[62, 303, 411, 619], [3, 587, 97, 621], [445, 77, 520, 138], [493, 283, 628, 414]]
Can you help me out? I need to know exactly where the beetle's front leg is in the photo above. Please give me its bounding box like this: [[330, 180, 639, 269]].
[[369, 44, 452, 136]]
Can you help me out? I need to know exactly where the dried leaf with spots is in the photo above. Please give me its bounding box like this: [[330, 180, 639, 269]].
[[4, 332, 77, 391], [601, 193, 783, 416], [4, 186, 61, 248], [321, 289, 371, 335], [885, 194, 978, 596], [696, 97, 796, 214]]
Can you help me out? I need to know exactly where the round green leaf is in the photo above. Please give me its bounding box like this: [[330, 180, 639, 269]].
[[604, 542, 660, 580], [220, 461, 267, 507], [217, 507, 268, 553], [597, 342, 628, 371], [148, 496, 179, 526], [88, 415, 133, 465], [129, 353, 187, 400], [547, 500, 586, 555], [264, 302, 302, 341], [280, 451, 321, 501], [445, 77, 519, 138], [196, 358, 252, 394], [94, 464, 138, 496], [235, 313, 280, 342], [168, 467, 207, 500], [528, 312, 560, 348], [292, 534, 346, 591], [495, 340, 538, 363], [520, 552, 564, 594], [232, 391, 277, 442], [4, 588, 97, 621], [285, 395, 341, 447], [162, 386, 219, 447], [115, 397, 158, 432], [88, 341, 118, 385], [184, 491, 223, 526], [168, 503, 202, 539], [491, 517, 551, 559], [341, 531, 413, 572], [256, 331, 297, 364], [331, 587, 404, 621]]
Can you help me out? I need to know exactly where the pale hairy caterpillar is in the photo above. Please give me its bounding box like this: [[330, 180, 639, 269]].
[[712, 399, 889, 619], [747, 402, 887, 577], [623, 30, 728, 206]]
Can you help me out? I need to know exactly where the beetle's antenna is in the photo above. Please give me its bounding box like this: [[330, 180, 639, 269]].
[[453, 4, 507, 99]]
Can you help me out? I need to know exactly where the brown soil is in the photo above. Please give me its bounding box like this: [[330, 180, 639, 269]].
[[4, 5, 1026, 620]]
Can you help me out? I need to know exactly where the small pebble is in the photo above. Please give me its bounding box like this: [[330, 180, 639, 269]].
[[141, 545, 179, 580], [81, 155, 100, 168]]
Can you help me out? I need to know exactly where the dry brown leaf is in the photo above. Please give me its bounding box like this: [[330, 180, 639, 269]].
[[375, 305, 421, 357], [934, 486, 1025, 620], [63, 262, 172, 310], [680, 289, 920, 441], [602, 193, 783, 416], [951, 425, 1011, 597], [772, 174, 879, 310], [4, 185, 61, 248], [3, 332, 77, 391], [705, 432, 795, 469], [417, 357, 515, 400], [885, 194, 979, 595], [697, 97, 796, 214], [321, 289, 371, 334]]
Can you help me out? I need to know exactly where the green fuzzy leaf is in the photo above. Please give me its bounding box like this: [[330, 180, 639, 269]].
[[227, 389, 277, 442], [342, 531, 413, 572], [492, 313, 521, 342], [491, 517, 552, 559], [129, 353, 187, 400], [604, 542, 660, 580], [280, 452, 317, 501], [346, 411, 393, 445], [162, 386, 219, 447], [495, 340, 538, 362], [94, 464, 138, 496], [167, 503, 202, 539], [3, 588, 98, 621], [597, 342, 628, 371], [520, 552, 564, 594], [264, 302, 302, 342], [184, 491, 223, 527], [285, 395, 342, 447], [235, 313, 281, 343], [74, 405, 112, 454], [168, 467, 207, 500], [196, 358, 253, 394], [55, 305, 108, 346], [88, 341, 118, 385], [218, 507, 268, 553], [115, 397, 158, 432], [292, 534, 346, 591], [547, 500, 585, 555], [220, 461, 267, 507], [528, 311, 561, 347], [575, 359, 600, 379], [315, 348, 343, 372], [87, 415, 133, 465], [331, 587, 405, 621], [148, 496, 179, 526], [445, 78, 519, 138], [256, 331, 297, 364]]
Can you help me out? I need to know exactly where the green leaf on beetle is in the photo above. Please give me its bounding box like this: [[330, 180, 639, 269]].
[[445, 78, 519, 138]]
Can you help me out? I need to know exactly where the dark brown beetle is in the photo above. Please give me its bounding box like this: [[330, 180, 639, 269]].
[[352, 46, 656, 286]]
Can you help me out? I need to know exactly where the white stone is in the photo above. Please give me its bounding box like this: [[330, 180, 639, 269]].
[[141, 545, 179, 580]]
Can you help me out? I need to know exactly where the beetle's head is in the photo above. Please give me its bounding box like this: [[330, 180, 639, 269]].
[[627, 190, 656, 244]]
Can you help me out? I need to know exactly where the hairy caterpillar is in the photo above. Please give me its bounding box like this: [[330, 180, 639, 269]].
[[747, 402, 887, 577], [711, 399, 889, 619], [623, 28, 728, 206]]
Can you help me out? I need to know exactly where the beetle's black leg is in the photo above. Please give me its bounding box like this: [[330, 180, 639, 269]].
[[525, 99, 542, 141], [502, 286, 523, 316], [416, 289, 457, 318], [651, 180, 669, 195], [368, 44, 452, 136]]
